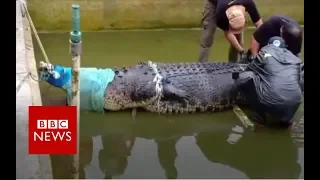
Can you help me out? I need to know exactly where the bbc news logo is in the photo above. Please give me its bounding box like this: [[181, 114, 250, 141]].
[[28, 106, 77, 154], [34, 120, 71, 142]]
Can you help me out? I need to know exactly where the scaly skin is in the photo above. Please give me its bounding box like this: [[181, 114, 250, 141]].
[[140, 62, 248, 113], [104, 63, 160, 111], [104, 62, 248, 113]]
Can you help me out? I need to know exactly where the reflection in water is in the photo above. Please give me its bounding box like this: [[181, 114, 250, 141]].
[[79, 110, 303, 179], [196, 129, 301, 179], [50, 154, 73, 179], [99, 134, 135, 179], [79, 136, 93, 179], [48, 108, 303, 179], [155, 137, 180, 179], [47, 102, 303, 179]]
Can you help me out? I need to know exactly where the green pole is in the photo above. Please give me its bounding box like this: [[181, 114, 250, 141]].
[[70, 4, 81, 179], [70, 4, 82, 43]]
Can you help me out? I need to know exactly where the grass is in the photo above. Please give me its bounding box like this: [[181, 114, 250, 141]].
[[28, 0, 304, 31]]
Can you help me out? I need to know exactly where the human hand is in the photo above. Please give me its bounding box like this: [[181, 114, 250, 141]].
[[239, 50, 249, 63], [246, 50, 255, 62], [239, 50, 255, 63]]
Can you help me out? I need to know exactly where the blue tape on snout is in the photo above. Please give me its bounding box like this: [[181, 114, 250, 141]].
[[39, 65, 71, 88], [40, 65, 115, 112]]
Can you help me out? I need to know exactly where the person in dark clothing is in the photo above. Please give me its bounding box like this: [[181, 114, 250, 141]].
[[199, 0, 263, 63], [233, 36, 303, 128], [250, 15, 303, 57]]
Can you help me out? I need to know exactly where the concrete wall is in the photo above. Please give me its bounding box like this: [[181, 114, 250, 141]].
[[28, 0, 304, 31], [16, 1, 53, 178]]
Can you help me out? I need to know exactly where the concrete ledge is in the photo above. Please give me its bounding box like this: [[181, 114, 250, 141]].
[[16, 1, 53, 178]]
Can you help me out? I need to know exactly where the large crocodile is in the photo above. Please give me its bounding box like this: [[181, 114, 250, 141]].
[[38, 61, 248, 113], [105, 61, 248, 113], [39, 61, 304, 114]]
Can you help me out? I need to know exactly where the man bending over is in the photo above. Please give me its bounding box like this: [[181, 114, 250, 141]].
[[250, 14, 303, 57], [199, 0, 263, 62]]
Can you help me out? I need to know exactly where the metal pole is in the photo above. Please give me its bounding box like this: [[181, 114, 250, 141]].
[[70, 4, 81, 179]]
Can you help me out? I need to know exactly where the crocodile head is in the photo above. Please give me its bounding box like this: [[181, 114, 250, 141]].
[[37, 61, 161, 111], [104, 63, 161, 111]]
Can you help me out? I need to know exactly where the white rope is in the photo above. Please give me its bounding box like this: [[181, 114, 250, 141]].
[[239, 65, 245, 71], [19, 0, 50, 64], [39, 61, 60, 79], [147, 61, 164, 112], [18, 0, 59, 79], [147, 61, 163, 95]]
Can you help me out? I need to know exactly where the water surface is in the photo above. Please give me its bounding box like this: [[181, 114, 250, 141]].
[[34, 29, 304, 179]]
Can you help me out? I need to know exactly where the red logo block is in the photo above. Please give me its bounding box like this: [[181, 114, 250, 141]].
[[28, 106, 77, 154]]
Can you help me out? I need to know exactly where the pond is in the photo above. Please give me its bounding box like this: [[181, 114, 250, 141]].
[[34, 29, 304, 179]]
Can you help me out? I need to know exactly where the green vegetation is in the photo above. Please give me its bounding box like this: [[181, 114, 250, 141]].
[[28, 0, 304, 31]]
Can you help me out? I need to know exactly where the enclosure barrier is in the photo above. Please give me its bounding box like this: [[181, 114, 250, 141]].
[[16, 0, 53, 178]]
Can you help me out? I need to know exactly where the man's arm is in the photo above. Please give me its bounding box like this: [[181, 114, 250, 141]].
[[224, 31, 244, 53], [254, 19, 263, 28], [249, 20, 270, 57], [250, 35, 260, 57], [245, 0, 263, 28], [248, 48, 266, 70], [245, 0, 262, 56]]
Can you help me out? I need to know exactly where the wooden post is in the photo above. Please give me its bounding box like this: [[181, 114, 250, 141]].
[[70, 4, 81, 179], [232, 105, 255, 131]]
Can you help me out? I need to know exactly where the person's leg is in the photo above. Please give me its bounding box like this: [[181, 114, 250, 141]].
[[156, 138, 179, 179], [228, 33, 244, 63], [249, 104, 267, 125], [266, 103, 302, 128], [233, 72, 267, 124], [198, 0, 217, 62]]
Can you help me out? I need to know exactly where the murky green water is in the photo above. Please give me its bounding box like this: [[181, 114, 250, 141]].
[[34, 29, 304, 179]]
